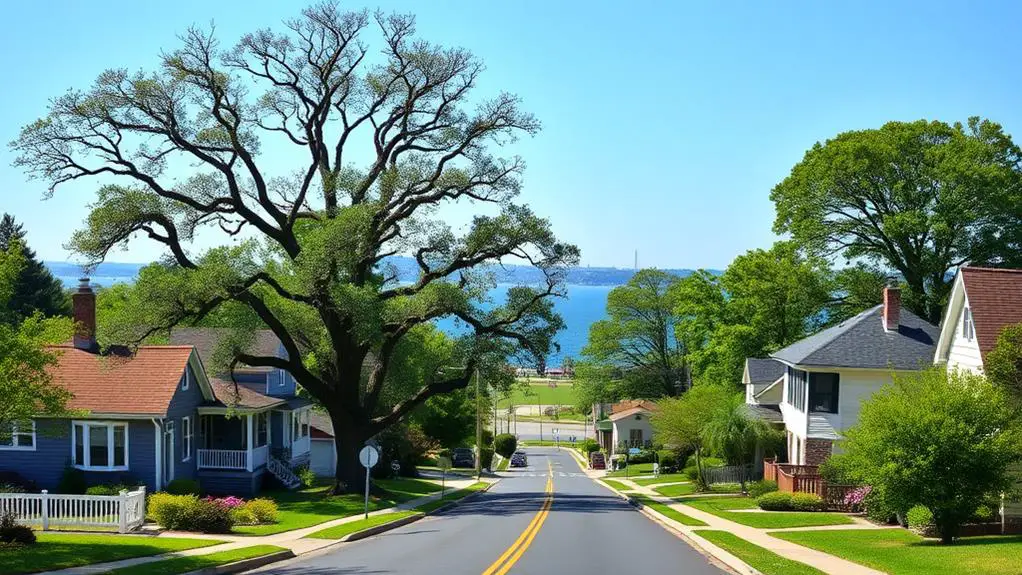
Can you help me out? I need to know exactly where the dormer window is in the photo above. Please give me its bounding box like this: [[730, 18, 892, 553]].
[[962, 307, 975, 341], [182, 367, 191, 391]]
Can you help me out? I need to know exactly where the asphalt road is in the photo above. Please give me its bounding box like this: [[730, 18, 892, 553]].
[[253, 447, 727, 574]]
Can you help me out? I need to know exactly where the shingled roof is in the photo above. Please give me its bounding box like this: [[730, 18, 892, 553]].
[[170, 328, 282, 373], [771, 305, 939, 370], [959, 267, 1022, 361], [47, 345, 198, 416], [745, 358, 785, 384]]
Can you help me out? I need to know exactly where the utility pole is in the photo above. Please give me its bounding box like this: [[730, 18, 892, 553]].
[[538, 391, 543, 442], [475, 367, 482, 479]]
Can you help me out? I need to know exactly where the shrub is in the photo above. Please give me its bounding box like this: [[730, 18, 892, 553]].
[[0, 483, 26, 494], [231, 507, 258, 525], [85, 483, 134, 496], [907, 505, 935, 532], [973, 504, 996, 523], [656, 450, 677, 471], [0, 472, 37, 493], [57, 466, 87, 494], [628, 450, 655, 464], [297, 466, 316, 488], [747, 480, 778, 499], [494, 434, 518, 459], [579, 439, 600, 455], [757, 491, 793, 511], [205, 496, 245, 509], [790, 492, 824, 512], [165, 479, 201, 495], [148, 493, 198, 529], [0, 511, 35, 545], [481, 429, 494, 447], [241, 498, 278, 524], [683, 465, 698, 481], [864, 487, 901, 525], [186, 498, 235, 533], [480, 447, 495, 471]]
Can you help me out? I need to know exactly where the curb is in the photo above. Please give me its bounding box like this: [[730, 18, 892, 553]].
[[340, 513, 425, 542], [182, 549, 296, 575]]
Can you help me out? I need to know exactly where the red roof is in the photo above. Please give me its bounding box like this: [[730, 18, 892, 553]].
[[47, 345, 195, 416], [961, 267, 1022, 361], [610, 399, 658, 414]]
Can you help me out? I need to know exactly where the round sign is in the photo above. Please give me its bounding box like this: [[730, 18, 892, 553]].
[[359, 445, 380, 468], [390, 460, 401, 473]]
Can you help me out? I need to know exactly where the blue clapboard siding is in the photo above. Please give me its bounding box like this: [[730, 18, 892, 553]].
[[166, 365, 206, 483], [197, 469, 265, 497], [270, 411, 285, 449]]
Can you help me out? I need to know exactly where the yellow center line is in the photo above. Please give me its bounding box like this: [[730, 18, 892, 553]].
[[481, 459, 555, 575]]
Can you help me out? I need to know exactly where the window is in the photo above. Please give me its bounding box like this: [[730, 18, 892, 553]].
[[962, 307, 975, 341], [181, 417, 192, 462], [0, 420, 36, 450], [278, 371, 286, 387], [629, 428, 643, 446], [292, 411, 309, 440], [786, 367, 807, 411], [181, 367, 191, 391], [72, 421, 128, 471], [809, 372, 840, 413]]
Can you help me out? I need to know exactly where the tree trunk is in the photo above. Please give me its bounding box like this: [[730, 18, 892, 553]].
[[331, 428, 369, 494]]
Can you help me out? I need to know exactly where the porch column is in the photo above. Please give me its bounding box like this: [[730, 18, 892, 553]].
[[246, 414, 254, 472]]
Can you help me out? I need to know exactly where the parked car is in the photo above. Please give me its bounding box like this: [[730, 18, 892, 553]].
[[451, 448, 475, 468], [510, 451, 528, 468], [589, 452, 606, 470]]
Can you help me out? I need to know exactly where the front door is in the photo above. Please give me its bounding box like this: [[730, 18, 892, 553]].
[[163, 421, 175, 484]]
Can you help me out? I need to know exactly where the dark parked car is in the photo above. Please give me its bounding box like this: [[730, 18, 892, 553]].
[[589, 452, 606, 470], [510, 450, 528, 468], [451, 448, 475, 468]]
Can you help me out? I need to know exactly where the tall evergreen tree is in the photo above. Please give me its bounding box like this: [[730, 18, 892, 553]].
[[0, 214, 70, 320]]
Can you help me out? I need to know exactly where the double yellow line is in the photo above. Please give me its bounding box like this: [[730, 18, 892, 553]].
[[481, 460, 554, 575]]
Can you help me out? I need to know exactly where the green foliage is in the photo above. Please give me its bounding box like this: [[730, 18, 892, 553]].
[[479, 447, 494, 471], [839, 368, 1022, 543], [84, 484, 134, 496], [656, 450, 677, 470], [907, 505, 934, 532], [700, 392, 779, 468], [772, 118, 1022, 323], [413, 389, 476, 448], [493, 433, 517, 459], [57, 466, 86, 495], [165, 479, 201, 496], [984, 323, 1022, 402], [748, 480, 778, 498], [0, 510, 36, 545], [0, 214, 69, 320], [296, 466, 316, 488], [790, 493, 824, 512], [148, 494, 235, 533], [579, 439, 600, 455], [375, 422, 438, 478], [231, 498, 278, 525], [757, 491, 794, 511]]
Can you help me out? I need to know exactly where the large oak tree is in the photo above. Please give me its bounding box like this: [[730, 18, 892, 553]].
[[12, 4, 577, 492], [772, 118, 1022, 323]]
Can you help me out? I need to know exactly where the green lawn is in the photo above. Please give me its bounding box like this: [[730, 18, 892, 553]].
[[773, 530, 1022, 575], [413, 481, 490, 514], [496, 383, 576, 407], [100, 545, 286, 575], [653, 483, 698, 497], [695, 531, 825, 575], [600, 479, 632, 491], [676, 496, 854, 529], [606, 462, 656, 477], [633, 473, 689, 486], [375, 477, 443, 502], [0, 534, 223, 575], [631, 494, 708, 526], [232, 484, 397, 535], [305, 511, 421, 540]]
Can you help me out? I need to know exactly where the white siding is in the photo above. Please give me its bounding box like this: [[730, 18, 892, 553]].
[[819, 369, 894, 437], [780, 372, 808, 439], [309, 439, 335, 477], [947, 298, 984, 374]]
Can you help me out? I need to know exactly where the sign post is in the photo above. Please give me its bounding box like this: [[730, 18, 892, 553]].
[[627, 447, 641, 479], [438, 456, 452, 499], [553, 428, 559, 450], [359, 445, 380, 520]]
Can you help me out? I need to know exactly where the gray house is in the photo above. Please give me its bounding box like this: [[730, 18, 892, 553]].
[[0, 281, 311, 496]]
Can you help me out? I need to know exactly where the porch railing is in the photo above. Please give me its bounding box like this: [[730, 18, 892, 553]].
[[763, 458, 857, 510], [0, 487, 145, 533], [197, 449, 247, 470]]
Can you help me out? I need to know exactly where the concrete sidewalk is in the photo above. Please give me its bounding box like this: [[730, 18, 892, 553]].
[[613, 478, 890, 575], [33, 477, 492, 575]]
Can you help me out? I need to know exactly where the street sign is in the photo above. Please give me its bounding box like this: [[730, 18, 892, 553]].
[[359, 445, 380, 468], [628, 447, 641, 455], [390, 460, 401, 473]]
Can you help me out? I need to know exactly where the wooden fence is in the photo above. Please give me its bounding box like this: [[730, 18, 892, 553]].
[[0, 487, 146, 533], [763, 458, 856, 510]]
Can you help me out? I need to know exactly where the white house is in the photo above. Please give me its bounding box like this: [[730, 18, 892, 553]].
[[751, 286, 940, 466], [608, 404, 654, 459], [933, 266, 1022, 374]]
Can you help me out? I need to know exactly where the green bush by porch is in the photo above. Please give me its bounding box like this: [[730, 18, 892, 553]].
[[100, 544, 287, 575], [773, 529, 1022, 575], [695, 530, 825, 575], [676, 496, 854, 529], [0, 533, 222, 575]]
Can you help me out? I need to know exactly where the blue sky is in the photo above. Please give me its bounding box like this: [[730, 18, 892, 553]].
[[2, 1, 1021, 269]]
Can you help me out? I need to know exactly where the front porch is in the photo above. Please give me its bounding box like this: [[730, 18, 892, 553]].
[[195, 409, 311, 472]]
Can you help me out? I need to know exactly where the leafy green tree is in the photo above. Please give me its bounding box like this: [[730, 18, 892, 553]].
[[0, 240, 75, 435], [772, 118, 1022, 323], [838, 368, 1022, 544], [828, 263, 887, 324], [650, 384, 730, 489], [582, 269, 685, 397], [983, 323, 1022, 402], [12, 5, 576, 492], [0, 214, 70, 320], [699, 392, 780, 492]]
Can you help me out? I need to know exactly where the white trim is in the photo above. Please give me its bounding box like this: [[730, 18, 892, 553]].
[[935, 272, 967, 363], [153, 419, 162, 491], [0, 420, 37, 451], [246, 414, 254, 472], [753, 376, 783, 400], [278, 370, 286, 387], [163, 420, 175, 483], [71, 420, 130, 472], [182, 367, 191, 391], [181, 416, 192, 462]]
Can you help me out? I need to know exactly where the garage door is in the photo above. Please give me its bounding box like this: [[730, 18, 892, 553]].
[[310, 439, 336, 477]]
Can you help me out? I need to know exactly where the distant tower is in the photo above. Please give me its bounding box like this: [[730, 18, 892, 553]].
[[634, 250, 638, 271]]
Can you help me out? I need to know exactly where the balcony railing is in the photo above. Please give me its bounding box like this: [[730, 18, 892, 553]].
[[197, 445, 270, 471]]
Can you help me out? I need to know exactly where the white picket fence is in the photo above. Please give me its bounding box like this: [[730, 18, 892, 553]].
[[0, 487, 146, 533]]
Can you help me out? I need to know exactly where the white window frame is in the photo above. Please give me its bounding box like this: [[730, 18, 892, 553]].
[[963, 307, 975, 341], [182, 367, 191, 391], [0, 420, 36, 451], [278, 370, 286, 387], [181, 416, 192, 462], [72, 421, 129, 471]]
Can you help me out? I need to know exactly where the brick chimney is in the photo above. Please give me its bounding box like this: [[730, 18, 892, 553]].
[[72, 277, 98, 352], [883, 284, 901, 332]]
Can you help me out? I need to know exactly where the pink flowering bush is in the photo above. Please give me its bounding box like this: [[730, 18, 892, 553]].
[[844, 486, 871, 511], [204, 495, 246, 509]]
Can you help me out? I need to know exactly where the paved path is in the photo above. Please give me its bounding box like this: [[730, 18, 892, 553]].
[[253, 447, 727, 574]]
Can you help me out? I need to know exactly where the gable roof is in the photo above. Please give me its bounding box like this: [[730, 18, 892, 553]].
[[170, 328, 283, 373], [959, 267, 1022, 362], [608, 406, 653, 421], [47, 345, 206, 416], [309, 412, 334, 439], [610, 399, 658, 414], [744, 358, 785, 384], [207, 379, 286, 410], [771, 305, 939, 370]]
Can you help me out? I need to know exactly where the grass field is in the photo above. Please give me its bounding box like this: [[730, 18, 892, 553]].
[[653, 483, 698, 497], [695, 531, 825, 575], [600, 479, 632, 491], [0, 534, 223, 575], [101, 545, 286, 575], [773, 530, 1022, 575], [631, 494, 708, 526], [496, 383, 577, 407], [606, 462, 656, 477], [676, 496, 854, 529], [633, 473, 689, 486]]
